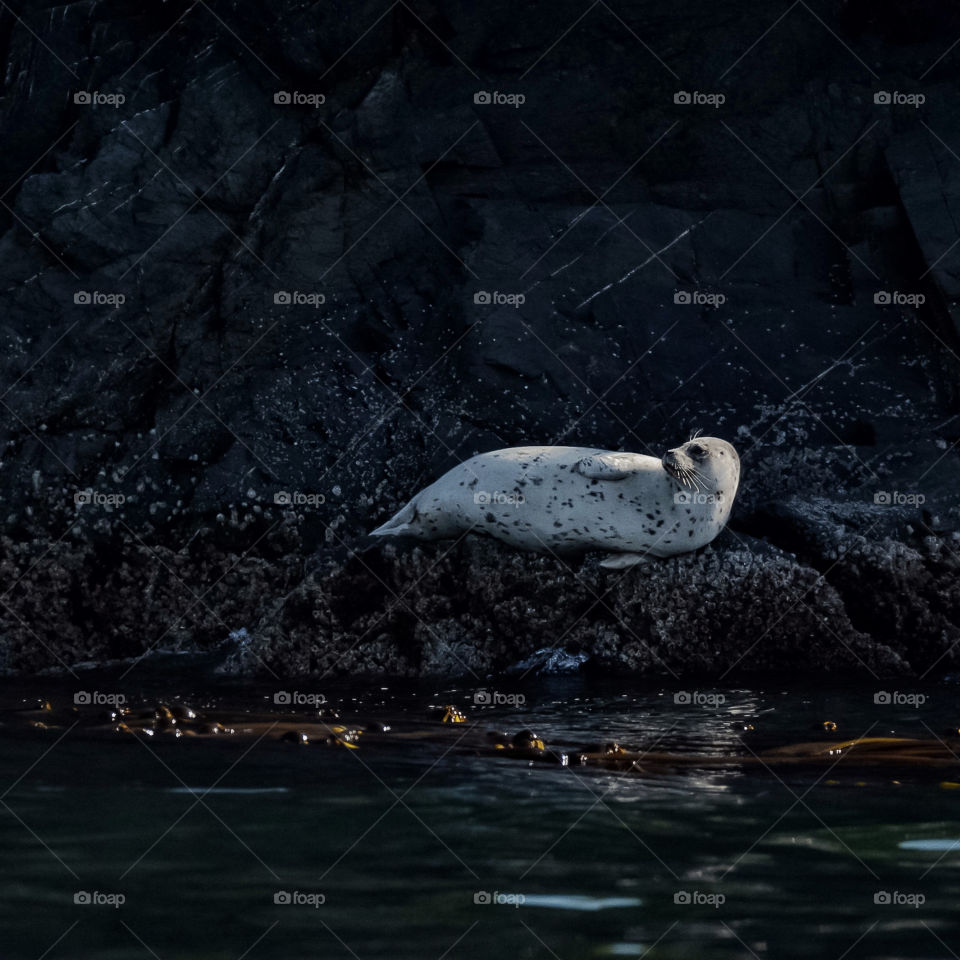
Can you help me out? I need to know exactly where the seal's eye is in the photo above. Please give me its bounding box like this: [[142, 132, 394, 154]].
[[688, 444, 707, 459]]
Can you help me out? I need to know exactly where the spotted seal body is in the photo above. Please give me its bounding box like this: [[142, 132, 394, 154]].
[[370, 437, 740, 568]]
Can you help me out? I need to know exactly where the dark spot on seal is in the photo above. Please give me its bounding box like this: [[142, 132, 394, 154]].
[[656, 519, 664, 527], [468, 478, 478, 488], [646, 513, 654, 520], [553, 521, 563, 527], [485, 513, 496, 523], [531, 477, 543, 486]]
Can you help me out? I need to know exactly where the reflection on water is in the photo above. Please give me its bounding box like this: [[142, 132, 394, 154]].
[[899, 838, 960, 851], [2, 670, 960, 959], [167, 786, 290, 795], [520, 895, 645, 911]]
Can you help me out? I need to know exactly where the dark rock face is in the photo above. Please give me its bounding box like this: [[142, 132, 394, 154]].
[[0, 0, 959, 677], [222, 535, 907, 679]]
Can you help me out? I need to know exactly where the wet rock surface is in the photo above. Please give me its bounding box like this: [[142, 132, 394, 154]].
[[0, 1, 959, 677]]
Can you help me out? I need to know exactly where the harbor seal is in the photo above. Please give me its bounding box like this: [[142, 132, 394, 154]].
[[369, 436, 740, 568]]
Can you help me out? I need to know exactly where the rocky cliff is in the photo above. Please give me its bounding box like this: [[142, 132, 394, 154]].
[[1, 0, 958, 677]]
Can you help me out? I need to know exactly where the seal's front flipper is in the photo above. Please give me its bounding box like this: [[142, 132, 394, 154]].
[[599, 552, 647, 570], [369, 498, 418, 536], [573, 452, 647, 481]]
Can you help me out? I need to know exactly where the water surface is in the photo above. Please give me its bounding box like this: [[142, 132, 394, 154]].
[[3, 671, 960, 959]]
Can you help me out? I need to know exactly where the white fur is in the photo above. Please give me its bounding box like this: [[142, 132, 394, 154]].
[[370, 439, 740, 563]]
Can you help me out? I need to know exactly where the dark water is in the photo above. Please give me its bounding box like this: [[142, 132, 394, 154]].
[[3, 668, 960, 959]]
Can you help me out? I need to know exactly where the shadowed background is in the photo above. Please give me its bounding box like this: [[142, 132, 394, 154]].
[[1, 0, 960, 675]]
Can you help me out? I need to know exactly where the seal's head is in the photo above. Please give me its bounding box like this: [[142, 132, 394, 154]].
[[661, 435, 740, 495]]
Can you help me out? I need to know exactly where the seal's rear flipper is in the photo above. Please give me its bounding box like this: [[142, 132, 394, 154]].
[[369, 498, 418, 537], [599, 552, 647, 570]]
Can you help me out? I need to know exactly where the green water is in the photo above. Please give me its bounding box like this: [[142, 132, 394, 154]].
[[3, 673, 960, 959]]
